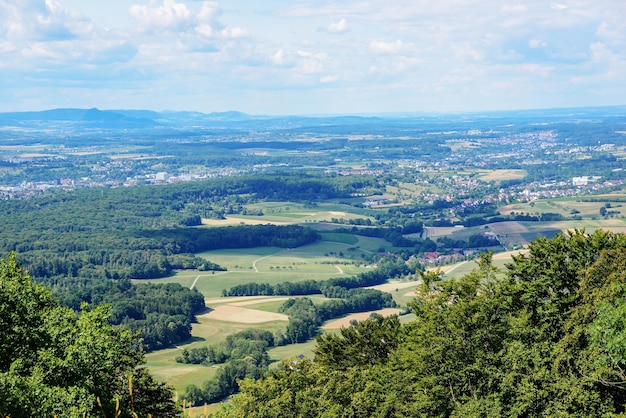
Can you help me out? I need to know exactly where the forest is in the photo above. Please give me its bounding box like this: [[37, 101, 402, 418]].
[[0, 169, 509, 352], [39, 277, 207, 351], [217, 230, 626, 417]]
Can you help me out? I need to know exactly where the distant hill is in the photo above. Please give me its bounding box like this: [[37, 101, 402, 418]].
[[0, 108, 160, 129], [0, 108, 387, 131], [0, 105, 624, 131]]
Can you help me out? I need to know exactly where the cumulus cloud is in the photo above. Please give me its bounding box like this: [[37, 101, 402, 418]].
[[0, 0, 140, 87], [0, 0, 94, 40], [128, 0, 245, 40], [327, 18, 349, 34], [129, 0, 193, 32], [320, 75, 338, 83], [370, 40, 406, 54], [1, 0, 626, 113], [528, 38, 547, 49]]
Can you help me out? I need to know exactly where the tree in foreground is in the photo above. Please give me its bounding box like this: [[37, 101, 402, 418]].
[[218, 230, 626, 417], [0, 252, 178, 417]]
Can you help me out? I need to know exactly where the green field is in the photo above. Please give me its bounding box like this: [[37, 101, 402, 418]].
[[143, 241, 376, 299], [142, 214, 507, 396], [500, 195, 626, 219], [268, 340, 318, 367], [202, 201, 375, 226]]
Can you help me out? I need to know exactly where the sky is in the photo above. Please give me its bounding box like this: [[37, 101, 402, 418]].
[[0, 0, 625, 115]]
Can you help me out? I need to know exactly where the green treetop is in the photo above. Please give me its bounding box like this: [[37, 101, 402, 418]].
[[0, 252, 178, 418]]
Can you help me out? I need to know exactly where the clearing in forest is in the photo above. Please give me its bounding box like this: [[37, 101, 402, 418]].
[[199, 305, 289, 323], [322, 308, 403, 329]]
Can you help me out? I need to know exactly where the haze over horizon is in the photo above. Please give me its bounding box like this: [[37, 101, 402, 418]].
[[1, 0, 625, 115]]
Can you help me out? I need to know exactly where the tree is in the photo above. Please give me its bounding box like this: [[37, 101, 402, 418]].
[[0, 252, 179, 417], [314, 314, 401, 370]]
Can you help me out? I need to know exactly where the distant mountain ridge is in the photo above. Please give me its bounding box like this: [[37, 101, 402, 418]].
[[0, 105, 624, 131], [0, 107, 386, 131], [0, 108, 160, 129]]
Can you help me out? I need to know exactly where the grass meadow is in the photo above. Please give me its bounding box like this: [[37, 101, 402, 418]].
[[202, 201, 375, 226], [142, 211, 529, 395], [499, 195, 626, 220]]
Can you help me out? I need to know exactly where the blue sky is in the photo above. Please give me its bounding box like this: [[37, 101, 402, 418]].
[[0, 0, 625, 115]]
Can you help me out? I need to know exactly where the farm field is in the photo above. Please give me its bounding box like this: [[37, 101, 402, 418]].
[[201, 201, 374, 226], [437, 250, 526, 280], [499, 195, 626, 219], [142, 236, 384, 394], [145, 241, 376, 299], [322, 308, 404, 329], [477, 169, 528, 182]]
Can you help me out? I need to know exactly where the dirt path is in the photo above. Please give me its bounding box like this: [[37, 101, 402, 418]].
[[440, 260, 468, 275], [322, 308, 403, 329], [252, 249, 289, 272], [190, 275, 201, 290]]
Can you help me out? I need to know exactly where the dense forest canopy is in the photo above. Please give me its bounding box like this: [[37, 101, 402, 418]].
[[0, 174, 342, 280], [218, 230, 626, 417]]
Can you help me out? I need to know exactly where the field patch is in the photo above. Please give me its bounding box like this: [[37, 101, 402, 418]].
[[229, 297, 291, 307], [322, 308, 403, 329], [205, 295, 277, 305], [423, 226, 462, 238], [478, 169, 527, 182], [520, 229, 561, 241], [200, 305, 288, 323], [367, 279, 421, 293], [201, 217, 276, 226], [320, 232, 359, 245], [488, 221, 529, 245]]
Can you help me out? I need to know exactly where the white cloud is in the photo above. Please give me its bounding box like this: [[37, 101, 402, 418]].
[[370, 39, 405, 54], [129, 0, 193, 32], [550, 3, 568, 11], [220, 27, 248, 39], [528, 38, 547, 48], [327, 18, 349, 34], [501, 4, 528, 13], [1, 0, 625, 113], [0, 0, 94, 40], [270, 49, 290, 66], [198, 1, 221, 23], [0, 0, 136, 73]]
